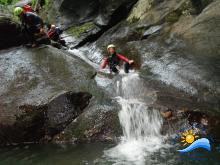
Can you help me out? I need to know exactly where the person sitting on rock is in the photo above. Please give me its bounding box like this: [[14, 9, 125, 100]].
[[101, 44, 134, 74], [14, 7, 47, 47], [47, 24, 66, 47]]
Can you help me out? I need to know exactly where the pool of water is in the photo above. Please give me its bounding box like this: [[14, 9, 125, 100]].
[[0, 142, 219, 165]]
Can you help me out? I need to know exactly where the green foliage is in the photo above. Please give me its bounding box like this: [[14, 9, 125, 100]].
[[67, 22, 95, 38], [0, 0, 18, 5]]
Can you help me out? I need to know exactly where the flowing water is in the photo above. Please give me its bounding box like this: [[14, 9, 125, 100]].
[[103, 73, 166, 165]]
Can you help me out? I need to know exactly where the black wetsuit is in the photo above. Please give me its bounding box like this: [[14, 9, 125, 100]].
[[21, 12, 43, 43]]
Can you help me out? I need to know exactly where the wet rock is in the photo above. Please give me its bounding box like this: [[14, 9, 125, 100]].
[[179, 0, 220, 58], [47, 0, 138, 48], [0, 91, 91, 146], [54, 0, 138, 27], [0, 15, 25, 50], [142, 25, 163, 39], [66, 22, 103, 48], [53, 98, 122, 143], [86, 0, 220, 138], [0, 46, 97, 145], [94, 0, 220, 113], [46, 91, 92, 136]]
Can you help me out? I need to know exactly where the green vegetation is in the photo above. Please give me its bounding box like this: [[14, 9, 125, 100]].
[[128, 16, 140, 24], [165, 11, 181, 23], [0, 0, 18, 5], [67, 22, 95, 38]]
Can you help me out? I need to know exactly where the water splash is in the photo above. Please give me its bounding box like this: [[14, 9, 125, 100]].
[[104, 73, 165, 165]]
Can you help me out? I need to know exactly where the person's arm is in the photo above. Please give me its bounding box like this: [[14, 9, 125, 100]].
[[100, 58, 108, 69], [117, 54, 134, 64], [117, 54, 130, 63]]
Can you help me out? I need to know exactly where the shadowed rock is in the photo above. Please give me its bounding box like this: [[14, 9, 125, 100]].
[[0, 15, 25, 50]]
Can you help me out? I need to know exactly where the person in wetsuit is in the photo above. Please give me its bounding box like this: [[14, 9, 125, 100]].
[[47, 24, 66, 47], [101, 44, 134, 74], [14, 7, 48, 47]]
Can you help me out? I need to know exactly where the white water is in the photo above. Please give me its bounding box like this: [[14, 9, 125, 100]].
[[104, 73, 165, 165]]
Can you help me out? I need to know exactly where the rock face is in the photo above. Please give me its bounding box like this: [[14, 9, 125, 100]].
[[0, 15, 25, 50], [0, 46, 98, 145], [55, 0, 138, 26], [43, 0, 138, 48], [180, 0, 220, 58]]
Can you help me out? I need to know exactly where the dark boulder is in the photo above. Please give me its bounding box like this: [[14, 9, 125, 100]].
[[0, 91, 92, 145], [0, 15, 25, 50]]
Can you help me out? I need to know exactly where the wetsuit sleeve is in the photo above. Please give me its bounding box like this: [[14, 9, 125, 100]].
[[117, 54, 130, 63], [101, 58, 109, 69]]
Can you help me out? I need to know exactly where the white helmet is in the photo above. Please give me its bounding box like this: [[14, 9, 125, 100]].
[[107, 44, 116, 50], [51, 24, 56, 29]]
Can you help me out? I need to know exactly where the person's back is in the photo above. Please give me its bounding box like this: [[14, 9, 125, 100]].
[[21, 12, 43, 27]]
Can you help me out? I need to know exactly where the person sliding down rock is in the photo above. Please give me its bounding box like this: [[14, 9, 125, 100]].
[[13, 7, 50, 47], [101, 44, 134, 74], [47, 24, 67, 48]]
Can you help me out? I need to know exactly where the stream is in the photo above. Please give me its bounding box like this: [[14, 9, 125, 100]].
[[0, 44, 219, 165]]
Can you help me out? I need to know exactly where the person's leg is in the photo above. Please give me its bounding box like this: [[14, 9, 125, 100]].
[[111, 66, 119, 74], [59, 39, 66, 47], [124, 62, 130, 73], [27, 26, 39, 45]]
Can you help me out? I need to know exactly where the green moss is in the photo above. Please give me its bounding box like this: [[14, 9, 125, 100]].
[[165, 11, 181, 23], [128, 16, 140, 24], [67, 22, 95, 38]]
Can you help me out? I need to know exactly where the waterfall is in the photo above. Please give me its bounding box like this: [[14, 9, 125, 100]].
[[104, 73, 164, 165], [68, 46, 166, 164]]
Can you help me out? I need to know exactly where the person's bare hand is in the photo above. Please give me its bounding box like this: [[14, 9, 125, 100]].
[[129, 60, 134, 64]]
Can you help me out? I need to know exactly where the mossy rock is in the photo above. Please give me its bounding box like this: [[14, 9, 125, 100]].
[[67, 22, 95, 38]]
